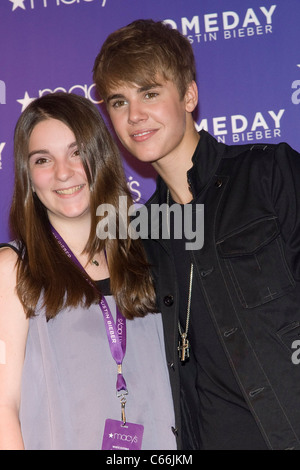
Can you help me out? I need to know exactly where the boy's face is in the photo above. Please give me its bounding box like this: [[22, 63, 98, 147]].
[[105, 77, 197, 167]]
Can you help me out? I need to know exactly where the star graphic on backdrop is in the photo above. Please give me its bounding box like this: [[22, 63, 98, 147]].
[[109, 433, 113, 438], [17, 91, 36, 112], [9, 0, 26, 11]]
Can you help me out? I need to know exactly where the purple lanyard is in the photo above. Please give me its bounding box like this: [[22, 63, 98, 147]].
[[51, 225, 127, 395]]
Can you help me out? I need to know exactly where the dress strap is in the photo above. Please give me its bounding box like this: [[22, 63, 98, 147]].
[[0, 242, 21, 255]]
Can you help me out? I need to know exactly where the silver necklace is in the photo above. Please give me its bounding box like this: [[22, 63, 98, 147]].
[[178, 262, 193, 362], [167, 189, 193, 362]]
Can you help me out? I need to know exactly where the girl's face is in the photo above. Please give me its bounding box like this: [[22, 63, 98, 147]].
[[28, 118, 90, 226]]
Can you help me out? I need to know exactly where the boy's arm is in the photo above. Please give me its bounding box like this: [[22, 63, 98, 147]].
[[272, 143, 300, 280]]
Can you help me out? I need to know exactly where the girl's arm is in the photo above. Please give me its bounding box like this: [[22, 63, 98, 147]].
[[0, 247, 29, 450]]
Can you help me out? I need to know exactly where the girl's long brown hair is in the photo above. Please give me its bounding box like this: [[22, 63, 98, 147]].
[[10, 92, 157, 320]]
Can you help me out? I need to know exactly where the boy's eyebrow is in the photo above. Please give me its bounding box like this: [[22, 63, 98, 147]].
[[139, 83, 163, 92], [107, 83, 163, 103], [107, 93, 125, 103]]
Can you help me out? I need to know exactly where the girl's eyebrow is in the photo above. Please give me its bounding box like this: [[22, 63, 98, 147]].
[[28, 149, 49, 159], [28, 141, 77, 159]]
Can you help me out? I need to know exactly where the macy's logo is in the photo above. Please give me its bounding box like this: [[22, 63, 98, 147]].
[[9, 0, 108, 11], [109, 432, 138, 444]]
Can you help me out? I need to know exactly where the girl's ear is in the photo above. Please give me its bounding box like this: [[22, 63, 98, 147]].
[[184, 80, 198, 113]]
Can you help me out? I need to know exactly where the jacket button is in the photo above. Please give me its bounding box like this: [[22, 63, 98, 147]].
[[171, 426, 178, 436], [200, 267, 214, 277], [163, 295, 174, 306], [215, 178, 223, 188]]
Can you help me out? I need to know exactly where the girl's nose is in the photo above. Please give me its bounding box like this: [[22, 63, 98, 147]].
[[55, 160, 75, 181]]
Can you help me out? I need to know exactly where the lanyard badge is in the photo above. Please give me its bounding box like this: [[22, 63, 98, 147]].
[[99, 295, 128, 424], [99, 295, 144, 451]]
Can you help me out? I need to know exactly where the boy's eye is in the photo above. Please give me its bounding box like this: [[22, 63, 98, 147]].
[[145, 92, 158, 99], [112, 99, 127, 109]]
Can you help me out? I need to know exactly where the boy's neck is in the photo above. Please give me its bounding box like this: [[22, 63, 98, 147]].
[[153, 129, 200, 204]]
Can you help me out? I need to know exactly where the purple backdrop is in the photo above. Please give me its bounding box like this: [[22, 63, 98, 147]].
[[1, 0, 300, 242]]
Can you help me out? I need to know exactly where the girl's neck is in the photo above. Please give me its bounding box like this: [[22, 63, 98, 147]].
[[49, 213, 91, 254], [49, 213, 110, 280]]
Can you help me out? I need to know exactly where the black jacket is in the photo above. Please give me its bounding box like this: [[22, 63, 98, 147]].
[[142, 130, 300, 450]]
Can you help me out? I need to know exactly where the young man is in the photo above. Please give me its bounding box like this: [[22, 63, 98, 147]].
[[93, 19, 300, 450]]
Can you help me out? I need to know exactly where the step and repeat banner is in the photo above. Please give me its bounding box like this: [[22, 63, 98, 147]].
[[0, 0, 299, 242]]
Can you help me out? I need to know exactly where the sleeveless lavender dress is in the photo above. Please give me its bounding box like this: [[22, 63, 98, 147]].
[[19, 292, 177, 450]]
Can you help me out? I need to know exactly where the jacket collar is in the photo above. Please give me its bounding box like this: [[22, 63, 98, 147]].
[[147, 130, 226, 206]]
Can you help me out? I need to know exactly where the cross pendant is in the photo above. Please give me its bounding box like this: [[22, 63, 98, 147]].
[[178, 334, 190, 362]]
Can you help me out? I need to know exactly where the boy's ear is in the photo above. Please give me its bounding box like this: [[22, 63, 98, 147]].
[[184, 81, 198, 112]]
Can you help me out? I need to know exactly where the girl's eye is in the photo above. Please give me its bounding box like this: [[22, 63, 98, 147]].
[[34, 157, 49, 165], [72, 149, 80, 158]]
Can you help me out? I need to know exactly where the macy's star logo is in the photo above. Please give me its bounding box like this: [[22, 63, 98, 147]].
[[17, 91, 37, 111], [9, 0, 26, 11]]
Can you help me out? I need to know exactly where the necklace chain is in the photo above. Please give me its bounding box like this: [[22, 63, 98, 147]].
[[167, 189, 193, 362], [178, 262, 193, 339]]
